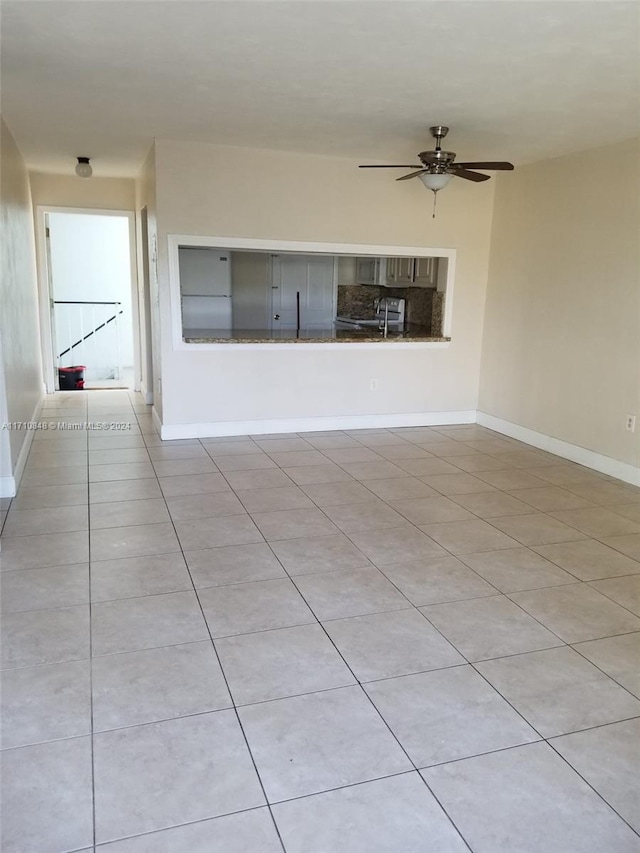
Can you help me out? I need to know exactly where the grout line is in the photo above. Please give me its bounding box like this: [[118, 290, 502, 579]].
[[154, 456, 287, 853], [546, 738, 640, 839], [7, 393, 640, 851]]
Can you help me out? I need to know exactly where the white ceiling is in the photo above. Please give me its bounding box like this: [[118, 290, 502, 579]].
[[2, 1, 639, 178]]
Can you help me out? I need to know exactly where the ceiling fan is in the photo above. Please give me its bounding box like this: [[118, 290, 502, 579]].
[[359, 126, 514, 216]]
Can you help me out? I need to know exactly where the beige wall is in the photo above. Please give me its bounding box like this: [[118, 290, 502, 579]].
[[29, 172, 135, 211], [0, 119, 43, 492], [479, 137, 640, 469], [153, 139, 495, 430]]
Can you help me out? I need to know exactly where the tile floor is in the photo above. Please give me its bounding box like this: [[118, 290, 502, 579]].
[[1, 391, 640, 852]]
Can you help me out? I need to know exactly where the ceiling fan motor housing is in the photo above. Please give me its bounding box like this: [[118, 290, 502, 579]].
[[418, 149, 456, 171]]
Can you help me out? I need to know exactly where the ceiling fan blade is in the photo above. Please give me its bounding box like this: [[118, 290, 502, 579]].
[[450, 168, 491, 183], [396, 170, 428, 181], [358, 164, 423, 169], [453, 162, 514, 170]]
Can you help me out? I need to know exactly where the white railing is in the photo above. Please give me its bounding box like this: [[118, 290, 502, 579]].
[[54, 301, 124, 382]]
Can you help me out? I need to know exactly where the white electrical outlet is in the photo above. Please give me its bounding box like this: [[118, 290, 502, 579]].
[[625, 415, 636, 432], [370, 379, 378, 391]]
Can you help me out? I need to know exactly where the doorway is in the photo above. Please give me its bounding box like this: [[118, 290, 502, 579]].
[[39, 209, 139, 391], [270, 254, 337, 333]]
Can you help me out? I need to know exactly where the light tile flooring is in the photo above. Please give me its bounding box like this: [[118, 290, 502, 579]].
[[1, 391, 640, 852]]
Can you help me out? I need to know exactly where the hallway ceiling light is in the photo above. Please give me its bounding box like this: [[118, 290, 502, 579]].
[[75, 156, 92, 178]]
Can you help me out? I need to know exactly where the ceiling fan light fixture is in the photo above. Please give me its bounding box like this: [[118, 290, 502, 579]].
[[419, 172, 452, 192], [75, 156, 92, 178]]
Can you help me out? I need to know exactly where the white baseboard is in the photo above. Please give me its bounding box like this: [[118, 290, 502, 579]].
[[139, 381, 153, 405], [0, 476, 16, 498], [159, 410, 477, 440], [151, 406, 163, 436], [477, 411, 640, 487], [0, 394, 45, 498]]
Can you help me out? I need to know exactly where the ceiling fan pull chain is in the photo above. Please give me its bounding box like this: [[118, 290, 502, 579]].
[[432, 191, 438, 219]]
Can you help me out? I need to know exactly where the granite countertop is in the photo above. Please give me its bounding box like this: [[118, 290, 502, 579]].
[[183, 324, 450, 343]]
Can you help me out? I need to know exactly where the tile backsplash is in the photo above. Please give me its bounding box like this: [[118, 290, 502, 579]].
[[337, 284, 444, 335]]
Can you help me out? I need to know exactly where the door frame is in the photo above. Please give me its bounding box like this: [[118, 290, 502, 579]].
[[35, 206, 141, 393]]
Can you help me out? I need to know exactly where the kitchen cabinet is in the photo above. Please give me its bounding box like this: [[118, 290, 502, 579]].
[[413, 256, 438, 287], [355, 255, 438, 287], [355, 257, 382, 285], [385, 257, 414, 285]]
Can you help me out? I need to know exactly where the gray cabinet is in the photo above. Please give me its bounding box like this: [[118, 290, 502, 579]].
[[385, 257, 414, 285], [355, 257, 382, 285], [413, 257, 438, 287], [355, 256, 438, 287]]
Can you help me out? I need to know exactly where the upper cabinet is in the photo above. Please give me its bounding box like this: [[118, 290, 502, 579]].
[[355, 256, 438, 288], [355, 256, 381, 285], [412, 257, 438, 287]]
